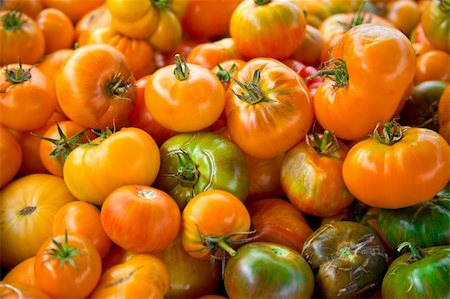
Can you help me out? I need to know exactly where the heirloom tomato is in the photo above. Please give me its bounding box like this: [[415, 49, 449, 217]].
[[147, 7, 183, 52], [40, 0, 104, 23], [146, 54, 225, 133], [225, 58, 314, 159], [385, 0, 421, 35], [414, 50, 450, 84], [438, 85, 450, 143], [230, 0, 306, 59], [181, 190, 251, 260], [63, 127, 160, 205], [34, 232, 102, 299], [290, 25, 325, 68], [301, 221, 388, 298], [52, 201, 112, 258], [75, 4, 111, 46], [0, 174, 76, 269], [224, 242, 314, 299], [0, 282, 50, 299], [35, 8, 74, 54], [0, 0, 43, 19], [0, 126, 21, 188], [154, 132, 249, 210], [421, 0, 450, 52], [101, 245, 135, 273], [382, 244, 450, 298], [0, 10, 45, 65], [187, 38, 243, 70], [101, 185, 180, 253], [212, 59, 247, 90], [313, 24, 416, 140], [247, 198, 313, 250], [281, 131, 354, 217], [2, 257, 37, 287], [55, 44, 136, 130], [0, 62, 56, 131], [90, 254, 170, 299], [296, 0, 331, 28], [343, 121, 450, 209]]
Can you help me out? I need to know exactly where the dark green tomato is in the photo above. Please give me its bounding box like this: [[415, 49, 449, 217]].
[[382, 244, 450, 299], [301, 221, 388, 298], [153, 132, 249, 210], [399, 80, 448, 131], [378, 196, 450, 249], [224, 242, 314, 299]]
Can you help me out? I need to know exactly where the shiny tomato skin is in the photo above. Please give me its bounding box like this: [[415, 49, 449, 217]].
[[187, 37, 243, 70], [35, 8, 74, 54], [421, 0, 450, 52], [438, 85, 450, 143], [0, 282, 50, 299], [0, 126, 21, 188], [2, 257, 38, 287]]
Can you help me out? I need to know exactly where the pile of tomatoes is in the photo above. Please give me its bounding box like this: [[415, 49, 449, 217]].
[[0, 0, 449, 298]]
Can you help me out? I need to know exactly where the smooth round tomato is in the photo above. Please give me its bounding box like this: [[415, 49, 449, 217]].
[[55, 44, 136, 130], [0, 174, 76, 269], [34, 232, 102, 299], [187, 38, 243, 70], [385, 0, 421, 35], [0, 282, 50, 299], [438, 85, 450, 143], [224, 242, 315, 299], [0, 63, 56, 131], [421, 0, 450, 52], [74, 4, 111, 46], [343, 122, 450, 209], [0, 0, 43, 19], [0, 125, 21, 188], [297, 0, 332, 28], [290, 24, 325, 68], [145, 54, 225, 133], [2, 257, 37, 287], [101, 185, 180, 253], [41, 0, 105, 23], [230, 0, 306, 59], [0, 10, 45, 65], [63, 127, 160, 205], [52, 201, 112, 258], [35, 8, 74, 54], [414, 50, 450, 84], [147, 8, 183, 52]]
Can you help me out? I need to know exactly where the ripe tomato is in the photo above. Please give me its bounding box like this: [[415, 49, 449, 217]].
[[225, 57, 314, 159], [41, 0, 105, 23], [230, 0, 306, 59], [438, 85, 450, 143], [145, 54, 225, 133], [63, 127, 160, 205], [385, 0, 421, 35], [55, 44, 136, 130], [2, 257, 37, 287], [147, 8, 183, 52], [0, 0, 43, 19], [75, 4, 111, 46], [0, 125, 21, 188], [52, 201, 112, 258], [0, 10, 45, 65], [211, 59, 247, 90], [181, 190, 251, 260], [187, 38, 243, 70], [34, 232, 102, 298], [414, 50, 450, 84], [35, 8, 74, 54], [290, 24, 325, 67], [0, 174, 76, 269], [0, 282, 50, 299], [90, 254, 170, 299], [0, 62, 56, 131], [343, 122, 450, 209], [421, 0, 450, 52], [101, 185, 180, 253], [297, 0, 331, 28]]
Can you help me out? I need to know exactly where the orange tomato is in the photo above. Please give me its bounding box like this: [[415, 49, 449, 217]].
[[438, 85, 450, 143], [414, 50, 450, 84], [35, 8, 74, 54], [291, 24, 325, 67], [52, 201, 113, 258], [187, 38, 243, 69], [0, 0, 43, 19], [2, 257, 38, 287], [0, 126, 21, 188], [385, 0, 421, 35], [74, 4, 111, 46], [41, 0, 105, 23], [147, 8, 182, 52], [55, 44, 136, 130], [0, 282, 50, 299], [211, 58, 247, 90]]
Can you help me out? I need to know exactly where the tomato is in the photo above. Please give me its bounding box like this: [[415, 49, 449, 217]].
[[301, 221, 388, 298], [410, 23, 435, 56], [181, 190, 251, 260], [225, 58, 314, 159], [382, 244, 450, 298], [0, 174, 76, 269], [145, 54, 225, 133], [187, 38, 243, 70], [327, 0, 364, 14], [181, 0, 241, 39], [297, 0, 332, 28], [100, 244, 135, 273], [343, 121, 450, 209], [35, 8, 74, 54], [41, 0, 105, 23], [0, 282, 50, 299], [414, 50, 450, 84], [0, 62, 56, 131], [75, 4, 111, 46], [154, 132, 249, 210], [147, 8, 183, 52], [224, 242, 314, 299], [0, 0, 43, 19], [56, 44, 136, 130], [2, 257, 37, 287], [154, 237, 220, 298], [0, 10, 45, 65], [63, 127, 160, 205], [247, 198, 313, 250], [230, 0, 306, 59], [385, 0, 421, 35], [101, 185, 180, 253], [211, 59, 247, 90], [90, 254, 170, 299], [421, 0, 450, 52], [438, 85, 450, 143], [290, 24, 325, 67], [34, 232, 102, 298], [0, 126, 21, 188], [128, 75, 175, 145], [52, 201, 112, 258], [313, 24, 416, 140]]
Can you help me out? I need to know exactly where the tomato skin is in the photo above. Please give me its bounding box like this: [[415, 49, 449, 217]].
[[188, 38, 243, 70], [2, 257, 38, 287], [55, 44, 136, 130], [230, 0, 306, 59], [291, 24, 325, 68], [0, 0, 44, 19], [225, 58, 314, 159], [343, 127, 450, 209], [421, 0, 450, 52], [63, 127, 160, 205], [75, 4, 111, 46], [0, 282, 50, 299], [101, 185, 180, 253], [211, 59, 247, 91], [35, 8, 74, 54], [34, 233, 102, 299], [41, 0, 105, 23], [414, 50, 450, 84], [148, 9, 183, 52], [0, 174, 76, 269], [438, 85, 450, 143], [224, 242, 315, 299], [0, 126, 21, 188], [385, 0, 421, 35]]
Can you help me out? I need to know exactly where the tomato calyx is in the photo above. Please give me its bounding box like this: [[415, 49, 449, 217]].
[[44, 231, 81, 269], [4, 59, 31, 84], [1, 10, 27, 32], [372, 120, 405, 145], [254, 0, 271, 5], [18, 205, 37, 216], [232, 69, 268, 104], [160, 149, 200, 187], [308, 58, 348, 88], [173, 54, 190, 81], [215, 63, 236, 84], [107, 73, 134, 101], [306, 130, 341, 158], [347, 0, 371, 30], [153, 0, 172, 10], [397, 242, 423, 263], [439, 0, 450, 13]]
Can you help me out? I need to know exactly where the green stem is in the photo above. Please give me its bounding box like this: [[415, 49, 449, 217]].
[[371, 120, 403, 145], [173, 54, 190, 81], [254, 0, 271, 5], [309, 130, 341, 158], [4, 58, 31, 84], [48, 231, 81, 269], [397, 242, 423, 260], [152, 0, 172, 9], [307, 58, 349, 88], [162, 149, 199, 187], [348, 0, 369, 29], [232, 69, 267, 104], [217, 238, 236, 257], [1, 10, 27, 32], [215, 63, 236, 84], [439, 0, 450, 13]]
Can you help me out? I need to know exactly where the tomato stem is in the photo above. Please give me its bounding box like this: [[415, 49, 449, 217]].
[[306, 130, 341, 158], [4, 58, 32, 84], [371, 120, 404, 145], [1, 10, 27, 31], [46, 231, 81, 269], [153, 0, 172, 9], [307, 58, 349, 88], [173, 54, 190, 81], [439, 0, 450, 12], [217, 238, 236, 257], [232, 69, 267, 104], [397, 242, 423, 261], [108, 73, 133, 100], [347, 0, 370, 30], [215, 63, 236, 85], [254, 0, 271, 5], [161, 149, 199, 187]]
